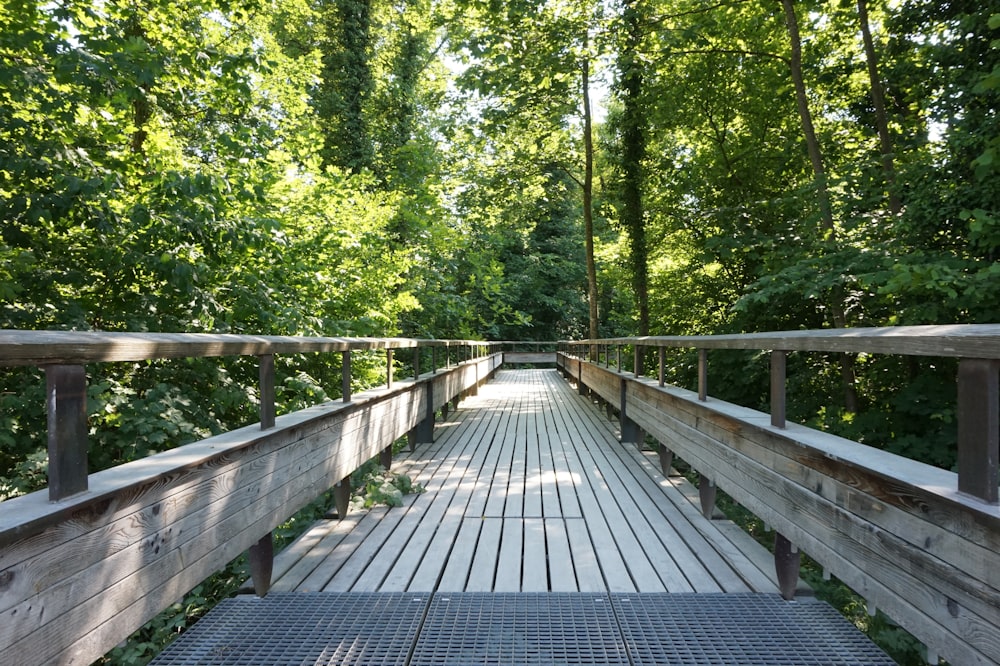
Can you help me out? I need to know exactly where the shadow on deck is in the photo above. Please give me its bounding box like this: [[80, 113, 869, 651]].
[[152, 369, 892, 665]]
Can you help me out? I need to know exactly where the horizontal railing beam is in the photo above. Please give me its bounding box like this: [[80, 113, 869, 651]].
[[0, 331, 492, 366], [565, 324, 1000, 359]]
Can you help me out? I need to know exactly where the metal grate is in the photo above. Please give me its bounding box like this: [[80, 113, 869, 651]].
[[409, 593, 629, 665], [150, 592, 430, 666], [150, 592, 894, 665], [612, 593, 896, 666]]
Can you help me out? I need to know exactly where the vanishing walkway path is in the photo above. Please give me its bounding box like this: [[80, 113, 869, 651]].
[[152, 369, 892, 665]]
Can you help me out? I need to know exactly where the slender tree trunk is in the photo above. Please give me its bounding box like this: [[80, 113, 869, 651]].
[[781, 0, 833, 236], [857, 0, 902, 217], [582, 56, 599, 344], [125, 15, 151, 155], [780, 0, 859, 412], [621, 0, 649, 336]]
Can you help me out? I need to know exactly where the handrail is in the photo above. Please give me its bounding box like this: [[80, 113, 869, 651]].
[[0, 332, 498, 502], [0, 332, 502, 666], [557, 323, 1000, 665], [562, 324, 1000, 505], [0, 330, 490, 365], [562, 323, 1000, 357]]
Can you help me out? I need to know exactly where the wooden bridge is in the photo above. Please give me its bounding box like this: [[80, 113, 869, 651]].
[[0, 328, 998, 665]]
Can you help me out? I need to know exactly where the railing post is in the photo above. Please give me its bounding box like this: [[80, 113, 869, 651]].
[[657, 443, 674, 476], [698, 349, 708, 401], [771, 350, 787, 429], [45, 365, 89, 501], [774, 532, 801, 600], [414, 346, 421, 379], [334, 478, 351, 519], [699, 475, 717, 519], [634, 344, 642, 377], [250, 353, 276, 596], [957, 359, 999, 503], [258, 354, 275, 430], [386, 349, 394, 388], [658, 346, 665, 387], [342, 350, 352, 402], [432, 346, 438, 374], [620, 376, 642, 444], [616, 345, 621, 372]]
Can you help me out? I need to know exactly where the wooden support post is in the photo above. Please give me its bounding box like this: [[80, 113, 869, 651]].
[[386, 349, 394, 388], [658, 347, 665, 387], [442, 401, 450, 419], [699, 475, 717, 519], [334, 478, 351, 519], [248, 532, 273, 597], [698, 349, 708, 402], [45, 365, 89, 501], [380, 444, 392, 471], [342, 350, 352, 402], [407, 428, 417, 452], [770, 350, 787, 429], [616, 345, 621, 372], [413, 347, 421, 380], [258, 354, 275, 430], [431, 346, 437, 374], [634, 345, 642, 377], [774, 532, 801, 601], [957, 359, 999, 503], [577, 362, 586, 396], [657, 443, 674, 477], [416, 381, 435, 444], [620, 378, 642, 444]]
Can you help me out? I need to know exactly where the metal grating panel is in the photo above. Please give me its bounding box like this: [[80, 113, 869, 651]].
[[612, 593, 896, 666], [409, 593, 629, 665], [150, 592, 429, 666]]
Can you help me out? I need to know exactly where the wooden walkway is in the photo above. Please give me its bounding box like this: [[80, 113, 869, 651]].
[[266, 369, 785, 596], [151, 369, 899, 665]]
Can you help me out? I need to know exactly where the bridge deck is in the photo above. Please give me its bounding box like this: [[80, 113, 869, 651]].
[[270, 369, 782, 595], [152, 369, 894, 665]]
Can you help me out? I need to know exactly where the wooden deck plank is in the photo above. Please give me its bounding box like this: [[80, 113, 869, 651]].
[[544, 518, 578, 592], [494, 518, 524, 591], [565, 518, 605, 592], [435, 519, 483, 592], [522, 518, 548, 591], [466, 517, 502, 591]]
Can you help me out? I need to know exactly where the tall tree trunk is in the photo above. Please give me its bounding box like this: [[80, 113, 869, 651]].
[[857, 0, 902, 217], [582, 55, 600, 345], [780, 0, 859, 412], [621, 0, 649, 336], [318, 0, 375, 173]]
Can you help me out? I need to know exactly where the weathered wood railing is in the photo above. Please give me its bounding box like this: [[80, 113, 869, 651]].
[[0, 332, 501, 666], [559, 324, 1000, 666], [497, 340, 559, 365]]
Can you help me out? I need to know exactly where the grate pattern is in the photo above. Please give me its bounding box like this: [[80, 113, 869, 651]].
[[151, 592, 429, 666], [150, 592, 894, 665], [612, 593, 896, 666], [409, 593, 629, 665]]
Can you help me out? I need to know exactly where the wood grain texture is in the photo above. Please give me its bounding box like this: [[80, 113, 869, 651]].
[[0, 357, 497, 666], [563, 360, 1000, 665], [0, 331, 493, 366], [569, 323, 1000, 358]]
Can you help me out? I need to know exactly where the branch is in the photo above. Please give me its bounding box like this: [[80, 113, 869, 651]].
[[654, 47, 790, 68]]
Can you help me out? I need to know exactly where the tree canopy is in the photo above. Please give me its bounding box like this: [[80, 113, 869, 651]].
[[2, 0, 998, 660]]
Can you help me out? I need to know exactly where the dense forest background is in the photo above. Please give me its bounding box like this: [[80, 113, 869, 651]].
[[1, 0, 998, 662]]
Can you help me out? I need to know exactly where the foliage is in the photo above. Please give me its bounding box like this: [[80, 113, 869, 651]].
[[349, 460, 425, 510]]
